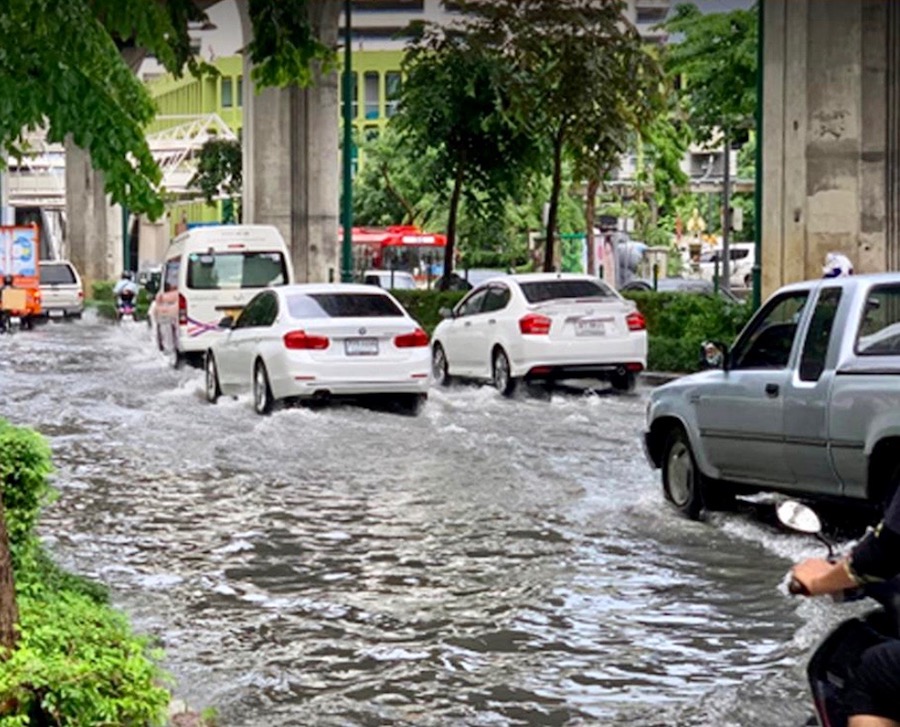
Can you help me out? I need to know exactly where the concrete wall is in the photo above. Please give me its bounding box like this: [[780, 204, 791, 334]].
[[762, 0, 895, 296]]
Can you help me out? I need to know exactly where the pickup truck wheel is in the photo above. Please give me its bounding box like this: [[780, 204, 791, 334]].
[[662, 428, 704, 520]]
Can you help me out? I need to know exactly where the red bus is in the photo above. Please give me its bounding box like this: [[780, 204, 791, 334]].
[[342, 225, 447, 286]]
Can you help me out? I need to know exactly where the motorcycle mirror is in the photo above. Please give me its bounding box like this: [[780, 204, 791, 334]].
[[776, 500, 822, 534]]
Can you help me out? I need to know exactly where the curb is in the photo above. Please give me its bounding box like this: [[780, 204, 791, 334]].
[[640, 371, 684, 386]]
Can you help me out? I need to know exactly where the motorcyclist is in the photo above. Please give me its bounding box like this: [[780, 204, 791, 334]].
[[792, 484, 900, 727], [113, 271, 139, 311], [0, 274, 13, 332]]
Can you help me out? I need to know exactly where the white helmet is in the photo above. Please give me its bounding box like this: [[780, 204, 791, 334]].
[[822, 252, 853, 278]]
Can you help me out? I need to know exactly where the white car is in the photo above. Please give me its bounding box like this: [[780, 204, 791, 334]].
[[204, 283, 431, 414], [696, 243, 755, 289], [431, 273, 647, 395], [39, 260, 84, 319]]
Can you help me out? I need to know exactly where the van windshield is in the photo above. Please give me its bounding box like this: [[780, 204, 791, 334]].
[[186, 251, 288, 290]]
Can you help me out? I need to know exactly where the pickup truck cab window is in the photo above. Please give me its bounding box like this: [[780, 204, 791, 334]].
[[799, 287, 843, 382], [731, 291, 809, 370], [857, 284, 900, 355]]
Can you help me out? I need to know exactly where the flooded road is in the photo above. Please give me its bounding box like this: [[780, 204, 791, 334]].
[[0, 316, 849, 725]]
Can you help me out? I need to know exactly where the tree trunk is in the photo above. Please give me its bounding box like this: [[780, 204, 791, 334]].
[[585, 177, 600, 276], [0, 490, 19, 657], [543, 125, 566, 272], [441, 160, 465, 290]]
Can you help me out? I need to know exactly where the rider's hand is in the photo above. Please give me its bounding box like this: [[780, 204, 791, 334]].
[[791, 558, 834, 596]]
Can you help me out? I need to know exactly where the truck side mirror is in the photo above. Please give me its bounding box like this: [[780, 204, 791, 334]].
[[700, 341, 729, 370]]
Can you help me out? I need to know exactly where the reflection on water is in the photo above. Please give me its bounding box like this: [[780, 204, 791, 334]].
[[0, 318, 839, 726]]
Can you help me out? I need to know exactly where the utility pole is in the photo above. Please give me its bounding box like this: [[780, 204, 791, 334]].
[[340, 0, 353, 282], [752, 0, 764, 310]]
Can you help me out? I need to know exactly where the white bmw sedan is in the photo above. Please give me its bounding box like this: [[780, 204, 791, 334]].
[[431, 273, 647, 395], [205, 284, 431, 414]]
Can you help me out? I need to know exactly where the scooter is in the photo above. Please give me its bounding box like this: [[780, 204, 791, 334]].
[[778, 500, 900, 727], [116, 290, 136, 323]]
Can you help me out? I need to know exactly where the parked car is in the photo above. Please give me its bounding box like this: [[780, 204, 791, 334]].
[[362, 270, 417, 290], [38, 260, 84, 319], [204, 283, 431, 415], [431, 273, 647, 395], [696, 243, 755, 289], [644, 273, 900, 520], [620, 277, 741, 303]]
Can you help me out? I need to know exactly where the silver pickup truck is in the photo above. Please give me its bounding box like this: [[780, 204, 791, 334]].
[[643, 273, 900, 520]]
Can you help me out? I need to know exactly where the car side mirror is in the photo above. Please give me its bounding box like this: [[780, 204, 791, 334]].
[[218, 316, 234, 330], [700, 341, 729, 370], [439, 306, 454, 320]]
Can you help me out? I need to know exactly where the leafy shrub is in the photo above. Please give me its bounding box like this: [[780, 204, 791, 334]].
[[0, 419, 170, 725], [393, 289, 466, 334], [623, 291, 754, 372]]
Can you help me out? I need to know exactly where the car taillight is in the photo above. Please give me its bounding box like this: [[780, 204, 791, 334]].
[[395, 328, 429, 348], [77, 290, 84, 300], [283, 330, 330, 350], [626, 311, 646, 331], [519, 313, 552, 335], [178, 293, 188, 325]]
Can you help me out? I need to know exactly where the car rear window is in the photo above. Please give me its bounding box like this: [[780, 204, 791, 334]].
[[40, 264, 76, 285], [186, 251, 287, 290], [856, 284, 900, 355], [286, 293, 404, 319], [519, 279, 616, 303]]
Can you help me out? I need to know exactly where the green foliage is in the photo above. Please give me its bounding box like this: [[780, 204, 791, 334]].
[[662, 3, 758, 141], [0, 590, 169, 726], [247, 0, 336, 88], [0, 425, 54, 557], [623, 291, 753, 372], [189, 138, 243, 221], [392, 290, 467, 335], [453, 0, 663, 267], [0, 420, 169, 725]]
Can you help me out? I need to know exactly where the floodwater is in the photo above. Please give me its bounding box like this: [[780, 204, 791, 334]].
[[0, 315, 854, 726]]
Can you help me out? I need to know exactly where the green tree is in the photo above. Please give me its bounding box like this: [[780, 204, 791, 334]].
[[662, 3, 758, 141], [456, 0, 663, 272], [397, 19, 539, 288], [189, 137, 244, 222], [0, 0, 334, 219]]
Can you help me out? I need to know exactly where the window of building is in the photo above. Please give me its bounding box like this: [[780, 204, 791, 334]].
[[351, 0, 424, 10], [364, 71, 380, 120], [237, 76, 243, 107], [636, 7, 668, 24], [385, 72, 401, 117], [221, 77, 233, 108]]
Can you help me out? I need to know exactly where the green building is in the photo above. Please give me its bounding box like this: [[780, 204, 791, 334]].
[[145, 51, 404, 232]]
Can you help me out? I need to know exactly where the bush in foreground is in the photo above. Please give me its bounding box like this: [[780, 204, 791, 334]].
[[0, 420, 169, 725]]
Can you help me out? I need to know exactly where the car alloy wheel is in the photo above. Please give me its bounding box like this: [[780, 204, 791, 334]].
[[205, 353, 220, 404], [254, 361, 274, 415], [492, 348, 516, 397], [432, 344, 452, 386], [662, 428, 703, 519]]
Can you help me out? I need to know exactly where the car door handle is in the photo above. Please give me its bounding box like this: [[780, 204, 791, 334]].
[[488, 319, 496, 325], [765, 383, 780, 398], [464, 321, 472, 327]]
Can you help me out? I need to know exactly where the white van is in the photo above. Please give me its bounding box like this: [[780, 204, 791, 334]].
[[152, 225, 293, 365]]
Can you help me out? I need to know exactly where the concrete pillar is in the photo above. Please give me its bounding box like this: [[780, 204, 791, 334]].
[[239, 1, 341, 283], [65, 140, 119, 296], [762, 0, 893, 296]]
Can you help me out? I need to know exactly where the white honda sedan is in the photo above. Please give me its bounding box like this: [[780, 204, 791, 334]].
[[205, 284, 431, 414], [431, 273, 647, 395]]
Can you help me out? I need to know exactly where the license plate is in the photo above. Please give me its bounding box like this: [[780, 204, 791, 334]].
[[576, 318, 607, 336], [344, 337, 379, 356], [49, 310, 64, 318]]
